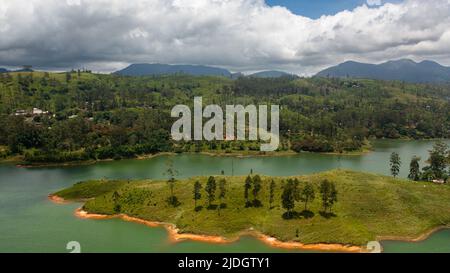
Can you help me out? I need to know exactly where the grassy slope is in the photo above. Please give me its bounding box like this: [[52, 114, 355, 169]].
[[54, 170, 450, 246]]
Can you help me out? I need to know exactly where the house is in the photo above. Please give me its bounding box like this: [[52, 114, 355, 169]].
[[32, 108, 43, 115], [432, 179, 446, 185], [14, 110, 27, 116]]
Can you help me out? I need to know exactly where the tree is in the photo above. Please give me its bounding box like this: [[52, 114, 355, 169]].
[[281, 179, 296, 218], [252, 175, 262, 206], [65, 72, 72, 82], [164, 158, 179, 207], [408, 156, 421, 181], [218, 178, 227, 215], [244, 175, 252, 206], [205, 176, 217, 208], [319, 180, 338, 213], [390, 152, 401, 178], [269, 180, 276, 209], [428, 141, 449, 179], [300, 182, 315, 211], [112, 191, 121, 213], [193, 181, 202, 209]]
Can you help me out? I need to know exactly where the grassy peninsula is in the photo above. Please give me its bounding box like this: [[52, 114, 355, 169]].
[[53, 169, 450, 247]]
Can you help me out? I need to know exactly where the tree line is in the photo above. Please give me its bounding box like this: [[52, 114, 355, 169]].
[[389, 140, 450, 182]]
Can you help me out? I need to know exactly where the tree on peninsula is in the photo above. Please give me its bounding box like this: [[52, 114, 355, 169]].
[[193, 180, 202, 210], [390, 152, 401, 178], [205, 176, 217, 209]]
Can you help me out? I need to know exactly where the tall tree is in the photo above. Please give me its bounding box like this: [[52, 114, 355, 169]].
[[300, 182, 315, 211], [164, 158, 179, 206], [281, 179, 296, 218], [218, 178, 227, 215], [319, 180, 338, 213], [252, 175, 262, 204], [408, 156, 421, 181], [390, 152, 401, 178], [112, 191, 121, 213], [244, 175, 252, 205], [205, 176, 216, 208], [65, 72, 72, 83], [428, 141, 449, 179], [269, 179, 276, 209], [193, 181, 202, 209]]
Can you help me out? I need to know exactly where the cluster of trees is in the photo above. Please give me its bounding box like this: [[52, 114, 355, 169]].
[[281, 178, 337, 219], [192, 176, 228, 215], [164, 158, 338, 219], [1, 72, 449, 163], [389, 141, 450, 182], [244, 175, 263, 207]]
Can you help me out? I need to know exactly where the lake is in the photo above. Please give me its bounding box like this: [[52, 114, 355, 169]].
[[0, 139, 449, 253]]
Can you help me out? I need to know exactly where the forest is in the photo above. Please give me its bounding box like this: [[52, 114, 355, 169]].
[[0, 71, 449, 163]]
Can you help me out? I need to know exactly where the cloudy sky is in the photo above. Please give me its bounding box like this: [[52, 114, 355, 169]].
[[0, 0, 450, 75]]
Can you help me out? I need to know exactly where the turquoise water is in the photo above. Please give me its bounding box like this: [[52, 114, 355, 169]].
[[0, 139, 448, 253]]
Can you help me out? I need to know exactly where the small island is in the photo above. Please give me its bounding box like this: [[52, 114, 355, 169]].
[[51, 169, 450, 252]]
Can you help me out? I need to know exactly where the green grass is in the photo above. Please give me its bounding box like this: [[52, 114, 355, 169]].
[[54, 170, 450, 246]]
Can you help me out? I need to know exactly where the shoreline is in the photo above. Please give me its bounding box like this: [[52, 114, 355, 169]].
[[377, 225, 450, 243], [48, 194, 450, 253], [12, 149, 369, 169], [73, 208, 364, 253], [49, 194, 363, 253]]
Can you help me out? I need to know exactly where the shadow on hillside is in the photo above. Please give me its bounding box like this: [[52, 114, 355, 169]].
[[319, 211, 337, 219], [299, 210, 315, 219], [166, 196, 181, 207], [207, 204, 218, 210], [245, 200, 263, 208], [282, 210, 315, 220]]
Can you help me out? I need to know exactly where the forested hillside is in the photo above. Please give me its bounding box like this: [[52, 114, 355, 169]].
[[0, 71, 449, 163]]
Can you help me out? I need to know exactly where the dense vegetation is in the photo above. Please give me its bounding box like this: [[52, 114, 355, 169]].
[[1, 71, 449, 163], [54, 169, 450, 246]]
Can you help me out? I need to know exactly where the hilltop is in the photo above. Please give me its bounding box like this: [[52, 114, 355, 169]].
[[114, 63, 232, 77], [316, 59, 450, 83]]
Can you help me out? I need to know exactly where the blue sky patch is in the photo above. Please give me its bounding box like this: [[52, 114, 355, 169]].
[[266, 0, 401, 19]]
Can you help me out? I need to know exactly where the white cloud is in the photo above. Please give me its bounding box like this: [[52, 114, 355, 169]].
[[0, 0, 449, 75]]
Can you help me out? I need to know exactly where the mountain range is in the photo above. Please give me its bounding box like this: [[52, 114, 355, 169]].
[[3, 59, 450, 83], [0, 67, 34, 73], [248, 70, 294, 78], [114, 63, 295, 78], [316, 59, 450, 83], [114, 63, 233, 77]]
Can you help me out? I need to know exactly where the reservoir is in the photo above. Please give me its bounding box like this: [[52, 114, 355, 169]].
[[0, 139, 449, 253]]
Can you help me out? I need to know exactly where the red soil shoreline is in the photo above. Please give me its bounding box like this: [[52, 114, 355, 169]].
[[73, 208, 363, 252], [49, 194, 364, 253]]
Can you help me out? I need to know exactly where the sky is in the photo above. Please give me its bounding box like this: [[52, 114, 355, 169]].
[[266, 0, 399, 19], [0, 0, 450, 75]]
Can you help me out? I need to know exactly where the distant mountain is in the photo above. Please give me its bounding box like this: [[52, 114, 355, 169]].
[[114, 63, 232, 77], [231, 72, 245, 79], [249, 70, 294, 78], [316, 59, 450, 83], [14, 68, 34, 73], [0, 67, 34, 73]]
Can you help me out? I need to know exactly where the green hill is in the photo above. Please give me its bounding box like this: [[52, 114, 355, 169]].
[[0, 71, 449, 164]]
